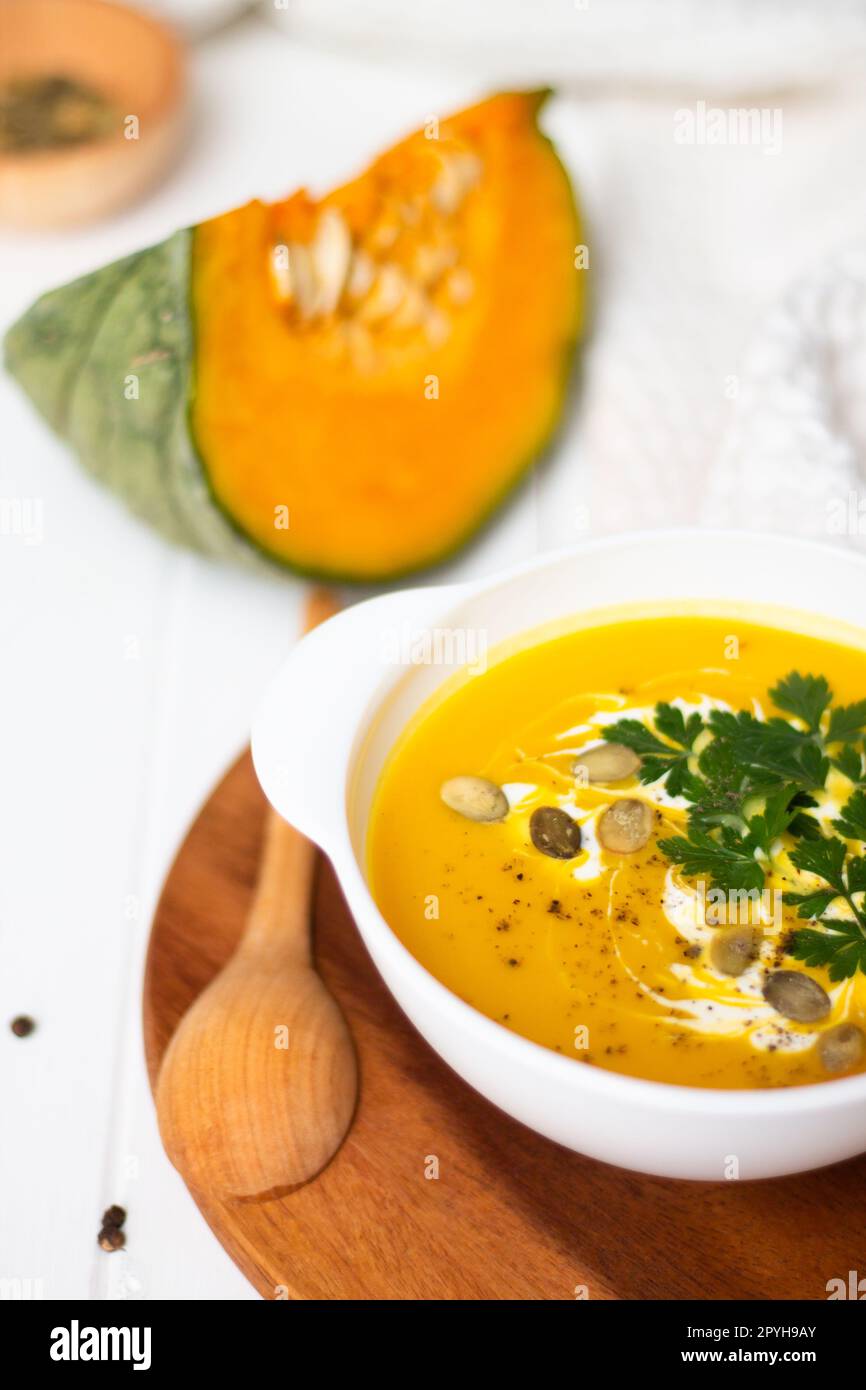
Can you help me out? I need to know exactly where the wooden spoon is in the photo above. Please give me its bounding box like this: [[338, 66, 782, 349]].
[[156, 589, 357, 1201]]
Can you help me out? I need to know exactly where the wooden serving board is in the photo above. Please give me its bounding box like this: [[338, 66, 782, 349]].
[[144, 751, 865, 1300]]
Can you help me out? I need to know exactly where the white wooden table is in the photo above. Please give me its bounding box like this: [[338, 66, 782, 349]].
[[2, 12, 866, 1299]]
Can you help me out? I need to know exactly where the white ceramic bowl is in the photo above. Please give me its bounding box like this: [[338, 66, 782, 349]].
[[252, 531, 866, 1180]]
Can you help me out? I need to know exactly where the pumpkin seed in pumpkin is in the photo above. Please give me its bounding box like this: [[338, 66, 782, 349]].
[[573, 742, 640, 785], [431, 151, 482, 215], [710, 926, 760, 976], [391, 282, 430, 332], [270, 246, 293, 303], [818, 1022, 864, 1073], [346, 249, 376, 302], [445, 268, 474, 305], [287, 243, 319, 319], [440, 776, 508, 822], [423, 305, 450, 347], [762, 970, 831, 1023], [413, 242, 458, 287], [311, 209, 352, 314], [529, 806, 582, 859], [358, 263, 410, 325], [597, 799, 653, 853]]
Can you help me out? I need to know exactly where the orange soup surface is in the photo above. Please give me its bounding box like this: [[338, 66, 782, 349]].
[[367, 612, 866, 1089]]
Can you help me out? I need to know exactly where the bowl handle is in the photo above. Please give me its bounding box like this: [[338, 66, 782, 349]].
[[251, 584, 469, 853]]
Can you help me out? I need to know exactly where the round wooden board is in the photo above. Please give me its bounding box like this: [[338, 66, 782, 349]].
[[144, 751, 865, 1300]]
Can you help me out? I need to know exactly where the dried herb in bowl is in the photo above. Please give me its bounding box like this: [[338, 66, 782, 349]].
[[0, 74, 116, 154]]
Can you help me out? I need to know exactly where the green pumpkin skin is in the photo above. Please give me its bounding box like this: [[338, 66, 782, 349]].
[[4, 229, 273, 574]]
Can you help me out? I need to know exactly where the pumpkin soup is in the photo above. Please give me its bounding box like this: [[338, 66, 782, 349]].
[[367, 613, 866, 1089]]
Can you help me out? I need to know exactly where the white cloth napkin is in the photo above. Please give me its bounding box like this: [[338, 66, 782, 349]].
[[702, 245, 866, 545], [267, 0, 866, 93]]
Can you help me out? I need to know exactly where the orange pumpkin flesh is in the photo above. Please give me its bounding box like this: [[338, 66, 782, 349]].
[[191, 91, 584, 581]]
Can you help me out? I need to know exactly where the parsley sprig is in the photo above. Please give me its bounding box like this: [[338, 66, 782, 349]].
[[785, 832, 866, 980], [602, 672, 866, 979]]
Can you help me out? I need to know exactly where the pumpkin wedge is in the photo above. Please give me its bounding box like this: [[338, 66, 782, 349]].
[[5, 91, 584, 581]]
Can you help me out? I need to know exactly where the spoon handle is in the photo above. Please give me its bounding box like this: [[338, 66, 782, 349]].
[[239, 586, 340, 964], [239, 811, 317, 964]]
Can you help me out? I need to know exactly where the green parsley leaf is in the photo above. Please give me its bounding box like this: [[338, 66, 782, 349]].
[[845, 855, 866, 894], [657, 826, 765, 894], [653, 703, 705, 750], [770, 672, 832, 732], [787, 811, 823, 840], [832, 742, 866, 784], [785, 888, 841, 919], [789, 834, 848, 891], [789, 923, 866, 981], [833, 789, 866, 842], [827, 700, 866, 743], [704, 709, 828, 790], [746, 783, 801, 853]]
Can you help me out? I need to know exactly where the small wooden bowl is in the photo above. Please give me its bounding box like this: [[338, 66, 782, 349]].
[[0, 0, 186, 228]]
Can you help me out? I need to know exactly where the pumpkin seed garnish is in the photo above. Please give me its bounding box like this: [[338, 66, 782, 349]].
[[818, 1022, 865, 1073], [440, 776, 508, 823], [597, 799, 653, 854], [529, 806, 582, 859], [710, 926, 760, 976], [573, 743, 640, 785], [762, 969, 831, 1023]]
